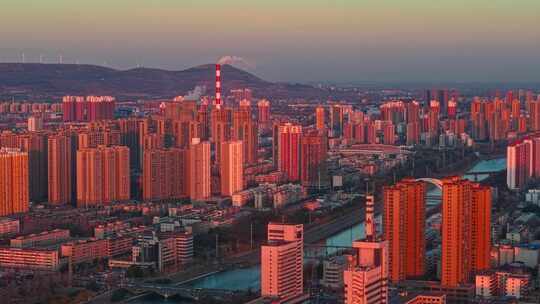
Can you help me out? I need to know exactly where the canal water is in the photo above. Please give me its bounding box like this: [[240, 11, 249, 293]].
[[182, 218, 372, 292], [425, 157, 506, 206], [130, 158, 506, 302]]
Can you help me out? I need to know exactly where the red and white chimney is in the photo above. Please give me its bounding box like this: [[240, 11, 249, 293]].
[[215, 64, 222, 108], [365, 195, 375, 241]]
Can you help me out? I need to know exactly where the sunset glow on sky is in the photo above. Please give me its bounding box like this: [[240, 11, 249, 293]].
[[1, 0, 539, 82]]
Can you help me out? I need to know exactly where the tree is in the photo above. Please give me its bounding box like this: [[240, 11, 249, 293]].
[[110, 289, 129, 302], [87, 280, 100, 292], [126, 265, 144, 278]]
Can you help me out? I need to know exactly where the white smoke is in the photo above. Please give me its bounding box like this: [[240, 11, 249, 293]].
[[184, 85, 206, 101], [217, 56, 255, 69]]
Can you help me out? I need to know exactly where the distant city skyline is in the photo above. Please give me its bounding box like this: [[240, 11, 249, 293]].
[[2, 2, 540, 303], [1, 0, 540, 83]]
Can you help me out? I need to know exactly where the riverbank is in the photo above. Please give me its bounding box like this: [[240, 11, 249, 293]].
[[177, 202, 368, 282], [102, 156, 508, 303], [115, 204, 368, 303]]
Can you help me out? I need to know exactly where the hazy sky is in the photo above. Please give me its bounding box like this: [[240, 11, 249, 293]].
[[1, 0, 539, 83]]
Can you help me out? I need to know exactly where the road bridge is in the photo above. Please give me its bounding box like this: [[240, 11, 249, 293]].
[[416, 170, 501, 189], [304, 244, 354, 259], [120, 282, 246, 300], [463, 170, 502, 181]]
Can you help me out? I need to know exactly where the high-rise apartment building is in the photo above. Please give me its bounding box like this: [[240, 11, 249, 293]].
[[381, 101, 406, 125], [277, 123, 302, 182], [441, 177, 491, 287], [354, 122, 366, 143], [230, 88, 253, 103], [384, 179, 426, 282], [316, 106, 325, 131], [0, 148, 29, 216], [0, 132, 48, 202], [367, 123, 377, 144], [63, 96, 115, 122], [118, 118, 142, 171], [210, 107, 232, 162], [238, 99, 251, 112], [48, 135, 73, 205], [330, 105, 344, 137], [220, 141, 243, 196], [529, 100, 540, 131], [406, 122, 420, 145], [471, 184, 491, 271], [506, 135, 540, 189], [405, 101, 420, 123], [382, 122, 396, 145], [470, 100, 487, 141], [532, 137, 540, 178], [197, 103, 210, 140], [257, 99, 271, 124], [300, 129, 328, 188], [76, 146, 130, 207], [232, 108, 258, 165], [261, 223, 304, 302], [170, 119, 200, 149], [507, 139, 532, 190], [142, 148, 186, 201], [27, 116, 43, 132], [441, 177, 471, 287], [186, 139, 211, 201], [78, 129, 121, 148], [427, 101, 440, 136], [19, 133, 48, 202]]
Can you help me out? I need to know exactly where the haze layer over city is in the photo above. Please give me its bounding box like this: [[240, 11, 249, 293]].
[[0, 1, 540, 304]]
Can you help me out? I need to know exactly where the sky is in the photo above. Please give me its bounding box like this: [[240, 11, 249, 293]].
[[1, 0, 539, 83]]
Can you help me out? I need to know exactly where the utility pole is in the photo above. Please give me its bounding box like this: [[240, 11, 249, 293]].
[[412, 156, 416, 176], [318, 168, 321, 191], [68, 256, 73, 287], [365, 178, 370, 195], [443, 149, 447, 168], [250, 222, 254, 250], [215, 234, 219, 260]]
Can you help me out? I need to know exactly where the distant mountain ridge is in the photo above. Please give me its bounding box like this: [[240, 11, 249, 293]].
[[0, 63, 326, 101]]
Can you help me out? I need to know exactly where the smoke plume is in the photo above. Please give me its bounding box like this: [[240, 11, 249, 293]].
[[217, 56, 255, 69], [184, 85, 206, 101]]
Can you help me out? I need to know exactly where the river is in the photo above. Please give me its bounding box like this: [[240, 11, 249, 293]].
[[129, 157, 506, 303]]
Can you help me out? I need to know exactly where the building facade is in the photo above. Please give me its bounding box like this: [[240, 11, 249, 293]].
[[383, 178, 426, 282], [186, 139, 211, 201], [0, 148, 29, 216], [441, 177, 492, 287], [48, 135, 73, 205], [76, 146, 130, 207], [277, 123, 302, 182], [142, 148, 186, 201], [220, 141, 244, 196], [261, 223, 304, 302]]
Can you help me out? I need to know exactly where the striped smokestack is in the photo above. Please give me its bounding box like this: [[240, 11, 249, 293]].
[[365, 195, 375, 241], [215, 64, 221, 108]]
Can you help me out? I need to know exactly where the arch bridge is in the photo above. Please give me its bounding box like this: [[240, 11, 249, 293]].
[[415, 172, 499, 189], [415, 178, 442, 189]]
